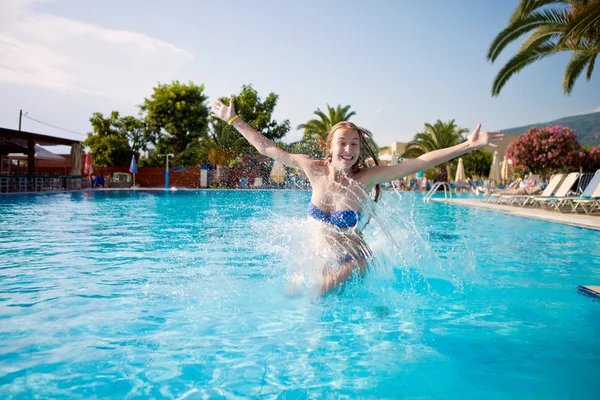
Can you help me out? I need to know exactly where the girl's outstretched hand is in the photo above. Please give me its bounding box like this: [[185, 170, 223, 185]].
[[467, 123, 503, 149], [212, 96, 236, 122]]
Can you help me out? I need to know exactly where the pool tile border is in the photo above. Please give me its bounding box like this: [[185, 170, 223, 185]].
[[431, 198, 600, 231]]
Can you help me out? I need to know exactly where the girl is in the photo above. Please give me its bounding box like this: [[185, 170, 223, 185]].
[[213, 97, 502, 293]]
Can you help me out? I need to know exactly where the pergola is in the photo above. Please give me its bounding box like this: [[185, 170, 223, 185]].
[[0, 127, 81, 175]]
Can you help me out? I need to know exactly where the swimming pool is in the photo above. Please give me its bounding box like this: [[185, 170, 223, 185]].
[[1, 190, 598, 398]]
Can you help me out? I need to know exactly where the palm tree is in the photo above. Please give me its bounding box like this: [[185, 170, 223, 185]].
[[488, 0, 600, 95], [297, 104, 356, 157], [402, 120, 468, 182]]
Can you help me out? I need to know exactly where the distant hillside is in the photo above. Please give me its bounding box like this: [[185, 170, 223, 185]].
[[501, 111, 600, 147]]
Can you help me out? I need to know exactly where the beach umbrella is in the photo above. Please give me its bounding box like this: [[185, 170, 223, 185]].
[[455, 157, 466, 181], [83, 151, 93, 176], [500, 156, 509, 183], [83, 151, 93, 188], [129, 155, 138, 188], [489, 150, 501, 181], [69, 143, 82, 175], [270, 159, 286, 184]]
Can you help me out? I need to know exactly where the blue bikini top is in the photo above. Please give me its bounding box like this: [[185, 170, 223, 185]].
[[308, 203, 361, 229]]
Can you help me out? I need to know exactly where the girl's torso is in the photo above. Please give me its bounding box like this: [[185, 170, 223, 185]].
[[303, 161, 374, 263], [307, 161, 371, 213], [305, 161, 373, 232]]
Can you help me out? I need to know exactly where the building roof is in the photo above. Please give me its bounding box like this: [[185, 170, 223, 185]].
[[0, 127, 80, 156], [7, 145, 66, 161]]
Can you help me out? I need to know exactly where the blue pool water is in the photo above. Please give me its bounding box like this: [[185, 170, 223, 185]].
[[1, 190, 599, 399]]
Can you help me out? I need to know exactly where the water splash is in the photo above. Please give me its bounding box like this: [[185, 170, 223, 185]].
[[248, 185, 475, 300]]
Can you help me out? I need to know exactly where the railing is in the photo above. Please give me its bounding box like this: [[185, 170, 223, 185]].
[[423, 182, 453, 203], [0, 174, 85, 193]]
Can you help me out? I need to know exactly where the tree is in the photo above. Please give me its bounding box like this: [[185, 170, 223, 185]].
[[207, 84, 290, 164], [461, 148, 493, 178], [84, 111, 147, 166], [402, 120, 469, 182], [581, 145, 600, 171], [506, 125, 582, 176], [119, 115, 147, 159], [297, 104, 356, 158], [140, 81, 210, 166], [488, 0, 600, 96]]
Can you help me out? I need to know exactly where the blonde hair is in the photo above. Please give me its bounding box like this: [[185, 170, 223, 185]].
[[325, 121, 381, 202]]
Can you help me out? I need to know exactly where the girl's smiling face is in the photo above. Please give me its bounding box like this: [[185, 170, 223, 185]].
[[329, 128, 361, 170]]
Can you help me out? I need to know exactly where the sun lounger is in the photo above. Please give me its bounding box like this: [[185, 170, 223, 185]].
[[537, 171, 600, 212], [575, 172, 596, 195], [569, 172, 600, 214], [532, 172, 580, 209], [497, 174, 565, 206], [483, 179, 523, 203]]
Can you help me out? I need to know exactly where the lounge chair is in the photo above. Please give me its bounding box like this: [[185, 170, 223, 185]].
[[484, 178, 524, 203], [497, 174, 565, 206], [570, 172, 600, 214], [531, 172, 581, 209], [575, 172, 596, 196], [537, 171, 600, 212]]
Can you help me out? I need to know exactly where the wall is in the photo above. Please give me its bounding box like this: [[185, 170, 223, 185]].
[[9, 155, 205, 188], [391, 142, 408, 155], [10, 151, 275, 189], [90, 166, 202, 188], [481, 133, 523, 156]]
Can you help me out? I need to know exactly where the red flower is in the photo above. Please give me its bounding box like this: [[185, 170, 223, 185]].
[[506, 125, 582, 174]]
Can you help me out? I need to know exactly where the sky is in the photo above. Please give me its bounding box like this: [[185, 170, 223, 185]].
[[1, 0, 599, 151]]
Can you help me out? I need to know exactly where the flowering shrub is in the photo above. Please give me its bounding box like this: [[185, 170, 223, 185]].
[[506, 125, 582, 175], [581, 146, 600, 172]]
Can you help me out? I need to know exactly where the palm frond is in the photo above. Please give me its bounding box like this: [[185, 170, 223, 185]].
[[564, 49, 598, 93], [586, 52, 597, 80], [492, 43, 559, 96], [518, 25, 564, 53], [313, 109, 329, 122], [297, 103, 356, 154], [558, 1, 600, 45], [402, 120, 466, 158], [488, 9, 566, 62], [509, 0, 566, 23], [492, 0, 599, 95]]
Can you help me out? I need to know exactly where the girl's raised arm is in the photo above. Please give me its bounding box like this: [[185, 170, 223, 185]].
[[364, 123, 503, 186], [213, 97, 312, 170]]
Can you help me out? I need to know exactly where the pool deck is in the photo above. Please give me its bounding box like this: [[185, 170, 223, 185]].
[[431, 198, 600, 231]]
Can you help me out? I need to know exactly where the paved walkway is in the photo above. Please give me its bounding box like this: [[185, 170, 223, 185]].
[[431, 198, 600, 231]]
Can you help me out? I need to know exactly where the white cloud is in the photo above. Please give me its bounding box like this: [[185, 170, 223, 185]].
[[0, 0, 193, 101], [593, 106, 600, 113]]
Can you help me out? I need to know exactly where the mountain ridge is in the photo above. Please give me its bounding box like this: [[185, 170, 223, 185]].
[[501, 111, 600, 147]]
